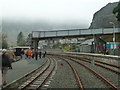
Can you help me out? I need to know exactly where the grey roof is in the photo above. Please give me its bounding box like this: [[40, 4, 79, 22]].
[[81, 39, 94, 45]]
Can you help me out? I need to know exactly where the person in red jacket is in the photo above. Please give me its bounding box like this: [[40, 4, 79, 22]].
[[27, 49, 32, 59]]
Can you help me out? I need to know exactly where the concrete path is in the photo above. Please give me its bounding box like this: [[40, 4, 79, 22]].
[[6, 57, 47, 84]]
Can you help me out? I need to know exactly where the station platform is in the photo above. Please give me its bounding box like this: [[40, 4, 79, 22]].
[[6, 57, 47, 84], [64, 52, 120, 60]]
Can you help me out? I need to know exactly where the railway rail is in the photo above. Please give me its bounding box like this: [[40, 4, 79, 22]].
[[49, 54, 119, 90], [66, 53, 120, 68], [3, 57, 57, 90], [69, 56, 120, 74], [3, 53, 119, 89], [60, 57, 84, 89], [51, 54, 120, 75]]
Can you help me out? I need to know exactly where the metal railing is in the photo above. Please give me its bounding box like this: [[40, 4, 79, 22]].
[[32, 28, 120, 38]]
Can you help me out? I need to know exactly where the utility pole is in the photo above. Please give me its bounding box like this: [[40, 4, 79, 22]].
[[109, 22, 116, 55]]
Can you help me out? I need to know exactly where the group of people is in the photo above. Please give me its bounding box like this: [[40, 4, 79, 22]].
[[20, 49, 47, 60], [0, 48, 47, 88]]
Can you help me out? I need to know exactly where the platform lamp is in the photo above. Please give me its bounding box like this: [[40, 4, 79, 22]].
[[92, 20, 96, 53], [109, 22, 116, 55]]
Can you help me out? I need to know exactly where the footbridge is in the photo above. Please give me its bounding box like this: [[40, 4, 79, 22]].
[[31, 28, 120, 49]]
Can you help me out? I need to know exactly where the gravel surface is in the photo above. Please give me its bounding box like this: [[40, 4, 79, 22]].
[[73, 55, 119, 72], [48, 56, 78, 88], [74, 58, 119, 88], [73, 55, 119, 67], [96, 63, 119, 72], [88, 56, 119, 67], [47, 54, 119, 89], [65, 58, 109, 88]]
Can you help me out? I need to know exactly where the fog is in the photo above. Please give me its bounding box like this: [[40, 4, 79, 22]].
[[1, 0, 119, 28], [1, 0, 119, 45]]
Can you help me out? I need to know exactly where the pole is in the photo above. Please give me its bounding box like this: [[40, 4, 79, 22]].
[[93, 29, 95, 53], [113, 25, 115, 55], [92, 21, 95, 53], [109, 22, 116, 55]]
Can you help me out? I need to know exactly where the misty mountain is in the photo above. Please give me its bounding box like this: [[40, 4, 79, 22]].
[[3, 2, 120, 46], [89, 2, 120, 29]]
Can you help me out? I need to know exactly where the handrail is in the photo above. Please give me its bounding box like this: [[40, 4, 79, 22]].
[[32, 28, 120, 38]]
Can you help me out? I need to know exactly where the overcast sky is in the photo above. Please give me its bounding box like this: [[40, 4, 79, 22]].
[[1, 0, 119, 28]]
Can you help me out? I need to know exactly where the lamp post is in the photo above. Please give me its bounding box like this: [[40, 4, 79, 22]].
[[93, 32, 95, 53], [109, 22, 116, 55], [91, 20, 96, 53]]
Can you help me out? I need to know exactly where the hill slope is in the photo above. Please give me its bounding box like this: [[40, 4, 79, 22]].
[[89, 2, 120, 29]]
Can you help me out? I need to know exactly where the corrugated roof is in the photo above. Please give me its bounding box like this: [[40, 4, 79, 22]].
[[81, 39, 94, 45]]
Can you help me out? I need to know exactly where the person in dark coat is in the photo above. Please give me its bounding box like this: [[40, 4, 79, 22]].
[[39, 51, 42, 59], [103, 44, 106, 55], [34, 50, 38, 60], [2, 49, 12, 86], [21, 49, 24, 59], [43, 51, 46, 58]]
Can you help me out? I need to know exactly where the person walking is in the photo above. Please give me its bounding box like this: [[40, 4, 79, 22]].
[[7, 49, 15, 63], [2, 49, 12, 86], [43, 51, 46, 58], [24, 49, 28, 59], [35, 50, 38, 60], [21, 49, 24, 59], [103, 44, 106, 55], [27, 48, 32, 59], [39, 51, 42, 59]]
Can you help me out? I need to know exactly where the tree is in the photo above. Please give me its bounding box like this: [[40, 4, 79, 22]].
[[26, 33, 32, 46], [17, 32, 26, 46], [54, 42, 62, 47], [113, 2, 120, 21], [1, 33, 8, 49]]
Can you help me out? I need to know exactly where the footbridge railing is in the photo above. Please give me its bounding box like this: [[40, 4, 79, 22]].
[[32, 28, 120, 39]]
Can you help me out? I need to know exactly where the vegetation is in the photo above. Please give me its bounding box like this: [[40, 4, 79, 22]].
[[63, 44, 79, 51], [26, 33, 32, 46], [17, 32, 26, 46], [113, 2, 120, 21], [1, 33, 8, 49], [63, 45, 71, 51]]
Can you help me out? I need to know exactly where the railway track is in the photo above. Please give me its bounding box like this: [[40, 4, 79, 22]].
[[67, 54, 120, 68], [69, 56, 120, 74], [61, 57, 84, 89], [3, 53, 119, 89], [53, 54, 120, 75], [3, 57, 57, 90], [85, 57, 120, 68], [49, 54, 119, 89], [59, 57, 119, 90]]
